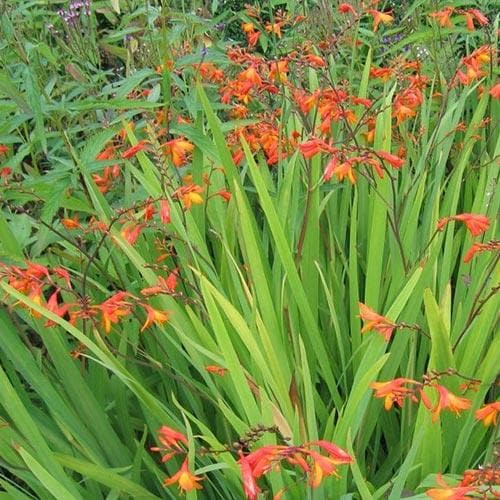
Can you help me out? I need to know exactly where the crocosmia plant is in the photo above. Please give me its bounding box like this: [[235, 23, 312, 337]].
[[0, 0, 498, 498]]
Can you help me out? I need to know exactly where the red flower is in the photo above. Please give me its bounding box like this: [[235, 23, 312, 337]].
[[463, 241, 500, 263], [163, 458, 203, 492], [44, 289, 69, 327], [205, 365, 228, 376], [428, 7, 454, 28], [358, 303, 397, 341], [299, 138, 335, 159], [155, 425, 188, 451], [489, 83, 500, 99], [338, 3, 356, 15], [121, 223, 144, 245], [159, 199, 171, 224], [121, 140, 149, 159], [1, 166, 12, 179], [466, 9, 489, 27], [376, 150, 405, 169], [239, 455, 261, 500], [437, 213, 490, 237]]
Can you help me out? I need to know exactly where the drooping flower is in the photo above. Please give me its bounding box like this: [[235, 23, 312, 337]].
[[141, 304, 169, 331], [437, 213, 490, 237], [475, 401, 500, 427], [421, 385, 471, 422], [121, 140, 149, 159], [489, 83, 500, 99], [370, 378, 418, 410], [299, 138, 336, 159], [121, 223, 144, 245], [205, 365, 228, 376], [44, 288, 70, 327], [61, 217, 81, 230], [425, 474, 475, 499], [154, 425, 188, 452], [158, 199, 171, 224], [338, 3, 356, 15], [428, 7, 454, 28], [163, 458, 203, 493], [358, 303, 397, 341], [463, 241, 500, 263], [376, 150, 405, 169]]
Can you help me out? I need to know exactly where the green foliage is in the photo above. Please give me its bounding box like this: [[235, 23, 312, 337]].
[[0, 0, 498, 498]]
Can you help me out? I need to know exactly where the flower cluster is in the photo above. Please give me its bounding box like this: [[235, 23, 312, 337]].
[[0, 262, 175, 334], [150, 425, 353, 497], [370, 370, 498, 426], [426, 466, 500, 499]]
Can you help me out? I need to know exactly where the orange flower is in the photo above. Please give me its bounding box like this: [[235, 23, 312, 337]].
[[358, 303, 397, 341], [376, 150, 405, 169], [422, 385, 471, 422], [269, 60, 288, 82], [332, 160, 356, 184], [239, 66, 262, 86], [121, 223, 144, 245], [428, 7, 454, 28], [466, 9, 488, 27], [437, 213, 490, 237], [370, 378, 417, 410], [463, 12, 475, 31], [61, 218, 81, 230], [463, 241, 500, 263], [0, 144, 9, 155], [425, 474, 475, 499], [162, 138, 194, 167], [216, 189, 232, 202], [265, 22, 282, 38], [121, 140, 149, 159], [247, 30, 261, 47], [159, 199, 171, 224], [97, 292, 133, 333], [299, 138, 335, 159], [44, 289, 70, 327], [302, 54, 326, 67], [205, 365, 228, 376], [154, 425, 188, 453], [141, 272, 178, 296], [174, 184, 204, 209], [490, 83, 500, 99], [242, 22, 255, 33], [475, 401, 500, 427], [141, 304, 169, 331], [367, 10, 394, 32], [239, 454, 262, 500], [370, 67, 393, 81], [323, 156, 338, 182], [163, 458, 203, 492]]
